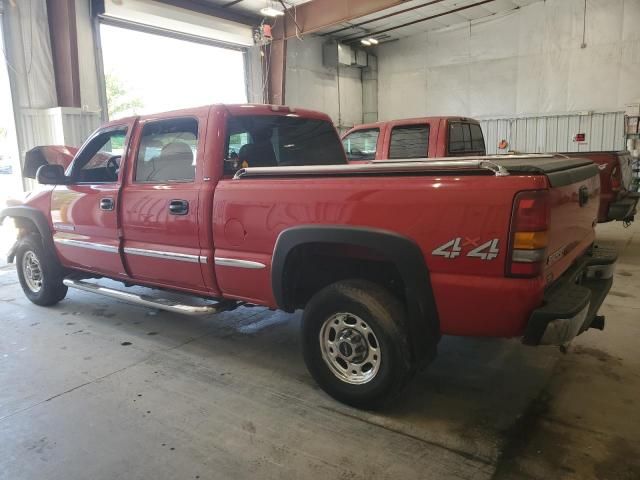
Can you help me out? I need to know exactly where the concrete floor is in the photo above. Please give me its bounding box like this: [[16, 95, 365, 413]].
[[0, 221, 638, 480]]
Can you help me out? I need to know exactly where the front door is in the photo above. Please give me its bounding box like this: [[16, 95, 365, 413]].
[[120, 115, 206, 293], [52, 123, 134, 277]]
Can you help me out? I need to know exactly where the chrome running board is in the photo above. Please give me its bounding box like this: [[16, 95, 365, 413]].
[[63, 278, 221, 316]]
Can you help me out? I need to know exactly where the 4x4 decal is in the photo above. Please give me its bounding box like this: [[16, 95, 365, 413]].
[[432, 237, 500, 260]]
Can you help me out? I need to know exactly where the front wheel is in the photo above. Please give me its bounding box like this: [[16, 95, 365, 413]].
[[16, 235, 67, 306], [302, 280, 415, 409]]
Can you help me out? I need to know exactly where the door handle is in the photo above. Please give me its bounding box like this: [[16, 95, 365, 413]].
[[169, 199, 189, 215], [100, 197, 114, 211]]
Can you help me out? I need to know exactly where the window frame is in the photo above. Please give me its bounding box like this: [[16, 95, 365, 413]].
[[388, 124, 430, 160], [68, 125, 129, 184], [132, 116, 199, 184], [342, 128, 380, 161]]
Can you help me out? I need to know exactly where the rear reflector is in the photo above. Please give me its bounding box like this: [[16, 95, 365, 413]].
[[507, 190, 551, 278]]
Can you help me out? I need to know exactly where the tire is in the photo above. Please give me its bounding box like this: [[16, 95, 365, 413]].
[[16, 234, 68, 306], [302, 279, 415, 409]]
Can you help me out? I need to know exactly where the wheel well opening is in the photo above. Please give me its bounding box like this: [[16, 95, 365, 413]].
[[12, 217, 40, 238], [281, 242, 406, 310]]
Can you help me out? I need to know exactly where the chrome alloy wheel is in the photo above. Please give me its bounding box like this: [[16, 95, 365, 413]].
[[22, 250, 43, 293], [319, 312, 381, 385]]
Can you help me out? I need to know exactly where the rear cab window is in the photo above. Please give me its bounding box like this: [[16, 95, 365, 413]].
[[342, 128, 379, 161], [224, 115, 346, 175], [448, 122, 486, 156], [388, 125, 430, 159]]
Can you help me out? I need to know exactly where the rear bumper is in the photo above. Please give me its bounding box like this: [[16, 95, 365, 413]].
[[607, 193, 638, 221], [522, 244, 617, 346]]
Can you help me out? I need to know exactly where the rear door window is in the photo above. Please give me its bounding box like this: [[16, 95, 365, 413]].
[[224, 115, 346, 175], [342, 129, 379, 161], [448, 122, 486, 155], [389, 125, 430, 159]]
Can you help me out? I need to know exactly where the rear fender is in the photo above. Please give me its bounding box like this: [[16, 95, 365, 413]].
[[272, 225, 440, 361]]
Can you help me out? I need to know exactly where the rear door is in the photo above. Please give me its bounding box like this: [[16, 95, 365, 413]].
[[120, 113, 208, 293], [51, 123, 134, 277]]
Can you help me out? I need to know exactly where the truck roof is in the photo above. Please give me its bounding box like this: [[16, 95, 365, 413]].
[[346, 116, 481, 132], [102, 104, 333, 128]]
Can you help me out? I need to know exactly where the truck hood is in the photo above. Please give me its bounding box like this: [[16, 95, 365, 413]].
[[23, 145, 77, 179]]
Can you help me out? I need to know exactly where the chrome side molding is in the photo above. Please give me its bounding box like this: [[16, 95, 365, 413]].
[[123, 247, 207, 264], [63, 278, 220, 316], [214, 257, 266, 269], [54, 238, 118, 253]]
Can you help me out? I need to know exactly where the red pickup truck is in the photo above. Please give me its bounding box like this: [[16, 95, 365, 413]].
[[565, 152, 637, 224], [345, 118, 638, 224], [342, 116, 486, 161], [1, 104, 616, 408]]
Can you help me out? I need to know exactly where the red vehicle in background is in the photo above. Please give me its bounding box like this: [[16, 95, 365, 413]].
[[1, 104, 616, 409], [564, 152, 637, 224], [345, 117, 637, 224], [341, 116, 486, 161]]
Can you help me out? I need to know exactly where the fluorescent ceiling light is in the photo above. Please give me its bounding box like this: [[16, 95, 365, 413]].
[[368, 38, 379, 45], [260, 6, 285, 16], [360, 39, 371, 46]]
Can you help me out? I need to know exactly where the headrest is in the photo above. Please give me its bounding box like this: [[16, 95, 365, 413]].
[[160, 142, 193, 162]]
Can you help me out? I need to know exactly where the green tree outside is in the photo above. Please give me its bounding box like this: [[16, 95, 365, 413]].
[[105, 72, 144, 119]]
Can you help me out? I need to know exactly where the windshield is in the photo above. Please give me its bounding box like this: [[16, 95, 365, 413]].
[[342, 128, 379, 161]]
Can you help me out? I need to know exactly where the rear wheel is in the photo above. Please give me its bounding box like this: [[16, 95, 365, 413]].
[[302, 279, 414, 409], [16, 235, 67, 306]]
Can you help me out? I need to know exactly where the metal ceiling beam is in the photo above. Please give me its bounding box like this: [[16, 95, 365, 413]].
[[274, 0, 410, 40], [265, 21, 287, 105], [342, 0, 494, 43], [46, 0, 81, 107], [322, 0, 447, 37]]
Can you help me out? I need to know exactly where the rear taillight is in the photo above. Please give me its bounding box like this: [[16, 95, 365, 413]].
[[507, 190, 550, 278], [610, 165, 621, 191]]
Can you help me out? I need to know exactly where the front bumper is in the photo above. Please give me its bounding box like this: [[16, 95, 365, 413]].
[[608, 193, 639, 222], [522, 244, 617, 346]]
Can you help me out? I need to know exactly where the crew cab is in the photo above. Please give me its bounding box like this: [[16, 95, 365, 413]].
[[341, 116, 486, 161], [1, 104, 616, 409], [564, 151, 638, 224]]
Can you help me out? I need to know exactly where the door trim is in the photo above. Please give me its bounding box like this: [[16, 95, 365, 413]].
[[214, 257, 266, 269], [53, 237, 118, 253], [124, 247, 206, 264]]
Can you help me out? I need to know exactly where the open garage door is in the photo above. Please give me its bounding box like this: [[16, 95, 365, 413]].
[[0, 13, 20, 196], [97, 0, 251, 119]]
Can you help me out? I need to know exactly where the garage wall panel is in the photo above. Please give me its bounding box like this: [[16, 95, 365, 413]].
[[286, 36, 364, 129], [377, 0, 640, 121], [480, 112, 625, 154]]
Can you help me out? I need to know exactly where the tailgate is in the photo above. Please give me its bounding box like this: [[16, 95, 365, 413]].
[[496, 156, 600, 283], [545, 164, 599, 282]]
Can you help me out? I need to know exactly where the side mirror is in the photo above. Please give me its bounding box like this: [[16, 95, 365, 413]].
[[36, 164, 68, 185]]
